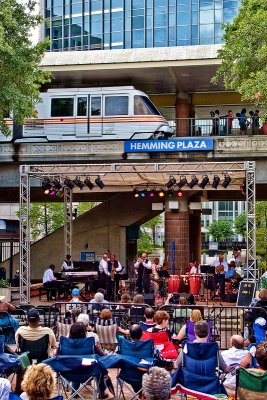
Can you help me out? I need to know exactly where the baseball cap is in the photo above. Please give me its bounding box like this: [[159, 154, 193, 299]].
[[72, 288, 80, 296], [27, 308, 40, 321]]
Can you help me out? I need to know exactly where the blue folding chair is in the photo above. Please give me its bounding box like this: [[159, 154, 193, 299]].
[[116, 336, 155, 400], [171, 342, 227, 399], [9, 394, 63, 400]]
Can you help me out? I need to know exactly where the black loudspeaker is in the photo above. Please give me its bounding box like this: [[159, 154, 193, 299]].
[[144, 293, 154, 306]]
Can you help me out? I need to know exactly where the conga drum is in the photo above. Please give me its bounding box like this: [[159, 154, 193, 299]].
[[179, 275, 189, 293], [168, 275, 180, 293], [189, 274, 201, 295]]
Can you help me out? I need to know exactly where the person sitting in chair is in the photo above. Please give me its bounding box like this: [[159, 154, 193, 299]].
[[15, 309, 57, 358], [0, 295, 19, 342], [142, 366, 171, 400]]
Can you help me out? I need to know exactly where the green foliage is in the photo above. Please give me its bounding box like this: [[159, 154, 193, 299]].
[[256, 201, 267, 261], [30, 203, 64, 241], [207, 220, 234, 241], [212, 0, 267, 111], [141, 214, 163, 247], [0, 0, 51, 136], [77, 202, 99, 215], [234, 212, 247, 237], [137, 230, 153, 254], [0, 279, 9, 288]]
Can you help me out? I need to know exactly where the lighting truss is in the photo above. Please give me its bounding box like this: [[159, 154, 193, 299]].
[[19, 161, 256, 304]]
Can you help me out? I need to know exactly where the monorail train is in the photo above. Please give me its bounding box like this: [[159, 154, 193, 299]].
[[1, 87, 173, 142]]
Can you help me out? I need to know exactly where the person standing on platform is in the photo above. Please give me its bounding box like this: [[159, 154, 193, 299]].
[[98, 252, 109, 289], [212, 254, 228, 301], [134, 252, 152, 294], [104, 253, 122, 301], [62, 254, 74, 270], [151, 257, 161, 294]]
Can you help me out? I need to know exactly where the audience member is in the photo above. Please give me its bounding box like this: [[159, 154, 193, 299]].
[[129, 294, 146, 322], [254, 341, 267, 371], [88, 291, 109, 312], [174, 309, 203, 342], [20, 363, 55, 400], [0, 295, 19, 342], [144, 307, 155, 325], [221, 335, 248, 394], [96, 308, 129, 336], [15, 309, 57, 357], [117, 292, 132, 310], [142, 366, 171, 400], [66, 288, 82, 312], [129, 324, 143, 341], [147, 310, 170, 337], [0, 378, 11, 400], [76, 313, 100, 345]]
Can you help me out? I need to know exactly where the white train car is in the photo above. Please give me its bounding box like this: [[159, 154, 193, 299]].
[[14, 86, 172, 141]]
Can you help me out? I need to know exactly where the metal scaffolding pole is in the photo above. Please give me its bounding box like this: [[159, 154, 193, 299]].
[[19, 165, 30, 304], [245, 161, 257, 282], [64, 187, 73, 257]]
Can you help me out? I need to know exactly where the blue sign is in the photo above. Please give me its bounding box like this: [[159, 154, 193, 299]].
[[124, 138, 214, 152]]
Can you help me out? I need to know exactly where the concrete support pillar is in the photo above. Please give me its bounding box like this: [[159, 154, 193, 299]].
[[189, 211, 202, 263], [175, 92, 191, 137], [165, 200, 190, 275]]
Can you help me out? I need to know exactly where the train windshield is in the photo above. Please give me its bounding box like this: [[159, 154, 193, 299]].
[[134, 96, 161, 116]]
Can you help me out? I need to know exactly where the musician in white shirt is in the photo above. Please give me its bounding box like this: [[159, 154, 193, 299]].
[[62, 254, 74, 270], [98, 252, 108, 289], [134, 252, 152, 294], [43, 264, 60, 299]]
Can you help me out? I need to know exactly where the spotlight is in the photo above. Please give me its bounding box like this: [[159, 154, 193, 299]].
[[167, 189, 174, 198], [52, 178, 62, 191], [84, 178, 94, 190], [166, 175, 176, 189], [140, 190, 147, 198], [95, 176, 105, 189], [64, 178, 74, 190], [211, 175, 221, 189], [177, 177, 187, 189], [222, 175, 231, 188], [149, 189, 156, 198], [188, 175, 199, 189], [199, 175, 210, 189], [42, 178, 52, 194], [133, 189, 139, 198], [73, 177, 84, 190], [56, 189, 64, 198], [49, 188, 56, 196], [158, 189, 165, 198], [177, 190, 183, 198]]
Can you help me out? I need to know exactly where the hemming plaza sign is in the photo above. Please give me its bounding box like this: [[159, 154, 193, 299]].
[[124, 138, 214, 152]]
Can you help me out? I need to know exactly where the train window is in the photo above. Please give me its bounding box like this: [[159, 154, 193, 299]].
[[91, 97, 101, 116], [134, 95, 160, 115], [77, 97, 87, 116], [51, 97, 74, 117], [105, 96, 128, 115]]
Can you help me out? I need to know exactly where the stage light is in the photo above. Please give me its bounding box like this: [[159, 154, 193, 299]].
[[199, 175, 210, 189], [84, 178, 94, 190], [95, 176, 105, 189], [64, 178, 74, 190], [140, 190, 147, 198], [42, 178, 52, 194], [166, 175, 176, 189], [149, 189, 156, 198], [133, 189, 139, 198], [52, 178, 62, 191], [158, 189, 165, 198], [49, 188, 56, 196], [56, 189, 64, 198], [211, 175, 221, 189], [167, 189, 174, 198], [177, 190, 183, 198], [188, 175, 199, 189], [177, 176, 187, 189], [222, 174, 231, 188], [73, 177, 84, 190]]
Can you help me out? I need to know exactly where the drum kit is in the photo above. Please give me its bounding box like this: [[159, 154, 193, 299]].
[[168, 274, 202, 295]]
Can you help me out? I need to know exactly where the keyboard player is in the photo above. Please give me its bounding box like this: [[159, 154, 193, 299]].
[[62, 254, 74, 270]]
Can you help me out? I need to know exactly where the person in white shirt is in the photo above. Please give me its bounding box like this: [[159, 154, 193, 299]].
[[98, 252, 108, 289], [134, 252, 152, 294], [62, 254, 74, 270], [221, 335, 248, 395], [211, 254, 228, 301], [104, 253, 123, 301], [43, 264, 60, 299]]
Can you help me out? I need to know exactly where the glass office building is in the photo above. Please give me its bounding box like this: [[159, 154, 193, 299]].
[[45, 0, 240, 52]]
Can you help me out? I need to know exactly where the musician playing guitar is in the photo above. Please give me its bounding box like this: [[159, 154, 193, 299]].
[[211, 254, 228, 301]]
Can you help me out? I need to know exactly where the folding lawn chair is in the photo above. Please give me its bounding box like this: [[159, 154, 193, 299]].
[[236, 367, 267, 400], [171, 342, 227, 399]]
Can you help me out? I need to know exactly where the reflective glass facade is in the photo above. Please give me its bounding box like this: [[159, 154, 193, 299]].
[[45, 0, 239, 51]]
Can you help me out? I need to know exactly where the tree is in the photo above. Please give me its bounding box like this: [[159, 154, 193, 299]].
[[234, 212, 247, 238], [256, 202, 267, 261], [141, 214, 163, 247], [0, 0, 50, 136], [30, 203, 64, 241], [212, 0, 267, 111], [137, 231, 153, 255], [208, 220, 234, 241], [77, 202, 99, 216]]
